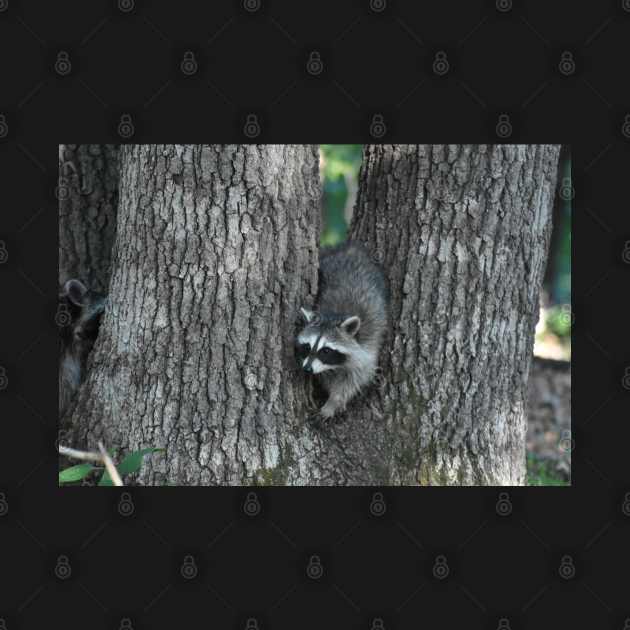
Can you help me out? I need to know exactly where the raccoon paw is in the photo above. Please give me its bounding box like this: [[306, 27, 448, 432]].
[[319, 401, 340, 421]]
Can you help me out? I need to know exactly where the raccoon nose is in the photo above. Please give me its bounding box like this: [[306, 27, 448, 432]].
[[303, 363, 313, 374]]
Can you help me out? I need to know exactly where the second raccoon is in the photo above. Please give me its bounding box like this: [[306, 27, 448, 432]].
[[59, 279, 106, 416]]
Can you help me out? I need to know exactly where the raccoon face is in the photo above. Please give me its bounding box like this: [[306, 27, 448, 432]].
[[59, 279, 106, 354], [296, 308, 360, 374]]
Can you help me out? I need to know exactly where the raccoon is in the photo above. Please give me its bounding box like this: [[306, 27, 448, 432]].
[[59, 279, 106, 416], [296, 241, 389, 420]]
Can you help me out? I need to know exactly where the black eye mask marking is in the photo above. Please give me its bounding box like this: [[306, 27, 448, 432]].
[[317, 346, 346, 365], [80, 313, 103, 341], [295, 342, 311, 359]]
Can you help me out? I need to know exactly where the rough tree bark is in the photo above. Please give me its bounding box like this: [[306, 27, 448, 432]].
[[58, 144, 119, 292], [69, 145, 321, 485], [347, 144, 561, 485], [67, 144, 560, 486]]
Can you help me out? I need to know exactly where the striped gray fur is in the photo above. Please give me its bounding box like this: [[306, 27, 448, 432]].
[[59, 279, 106, 416], [296, 241, 389, 420]]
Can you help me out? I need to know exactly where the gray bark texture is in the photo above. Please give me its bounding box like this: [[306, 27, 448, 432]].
[[346, 144, 561, 485], [58, 144, 119, 292], [69, 145, 322, 485], [66, 143, 560, 486]]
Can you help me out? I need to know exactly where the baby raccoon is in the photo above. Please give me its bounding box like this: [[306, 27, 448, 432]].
[[296, 241, 389, 420], [59, 279, 106, 416]]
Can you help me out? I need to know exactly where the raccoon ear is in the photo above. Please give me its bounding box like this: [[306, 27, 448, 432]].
[[63, 279, 88, 307], [340, 315, 361, 336], [300, 307, 316, 323]]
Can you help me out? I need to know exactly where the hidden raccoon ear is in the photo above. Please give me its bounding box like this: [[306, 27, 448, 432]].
[[300, 307, 316, 323], [63, 279, 88, 307], [340, 315, 361, 336]]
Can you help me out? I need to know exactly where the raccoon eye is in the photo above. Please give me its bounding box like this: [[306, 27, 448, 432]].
[[318, 347, 346, 365], [296, 343, 310, 357]]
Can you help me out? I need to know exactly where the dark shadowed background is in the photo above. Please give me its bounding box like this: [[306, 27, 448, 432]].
[[0, 1, 627, 629]]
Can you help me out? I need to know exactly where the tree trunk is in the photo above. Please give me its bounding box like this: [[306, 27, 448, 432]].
[[66, 144, 560, 486], [58, 144, 119, 292], [348, 144, 561, 485], [69, 145, 321, 485]]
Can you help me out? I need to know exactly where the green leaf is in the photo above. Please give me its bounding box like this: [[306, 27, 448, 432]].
[[117, 448, 164, 475], [59, 464, 95, 484], [98, 472, 113, 486], [98, 448, 164, 486]]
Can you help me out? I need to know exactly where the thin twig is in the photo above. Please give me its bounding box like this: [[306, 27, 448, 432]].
[[58, 445, 102, 462], [97, 441, 124, 486], [58, 442, 124, 486]]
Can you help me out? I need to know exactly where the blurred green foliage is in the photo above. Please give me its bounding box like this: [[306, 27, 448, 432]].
[[545, 305, 572, 340], [320, 144, 363, 246], [527, 453, 569, 486], [321, 144, 363, 181], [550, 152, 571, 305]]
